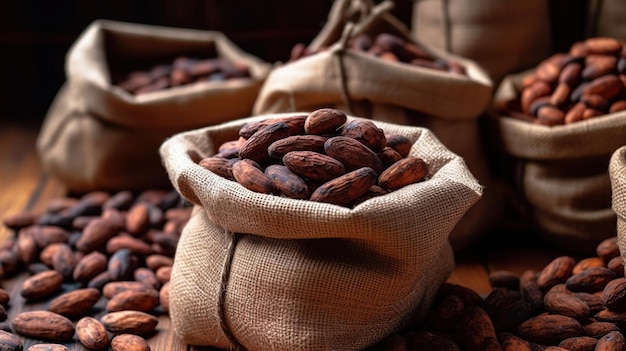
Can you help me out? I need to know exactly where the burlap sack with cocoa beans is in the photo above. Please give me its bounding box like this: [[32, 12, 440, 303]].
[[411, 0, 552, 86], [253, 0, 494, 251], [493, 71, 626, 254], [159, 113, 482, 351], [611, 146, 626, 273], [37, 19, 271, 193]]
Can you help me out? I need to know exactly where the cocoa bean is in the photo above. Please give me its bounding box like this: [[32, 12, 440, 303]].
[[73, 251, 108, 283], [558, 336, 597, 351], [339, 119, 386, 152], [47, 288, 100, 318], [453, 306, 499, 351], [111, 334, 151, 351], [12, 311, 74, 341], [232, 159, 275, 194], [126, 203, 150, 234], [517, 314, 584, 345], [304, 108, 347, 135], [595, 330, 626, 351], [565, 266, 616, 292], [239, 122, 291, 162], [160, 281, 170, 313], [310, 167, 378, 206], [0, 330, 23, 351], [100, 310, 159, 335], [537, 256, 576, 291], [199, 156, 236, 180], [107, 248, 138, 281], [324, 136, 384, 174], [283, 151, 346, 182], [75, 317, 108, 349], [105, 288, 160, 313], [267, 135, 328, 160], [20, 270, 63, 301], [378, 157, 428, 190], [264, 164, 310, 199], [384, 134, 412, 157]]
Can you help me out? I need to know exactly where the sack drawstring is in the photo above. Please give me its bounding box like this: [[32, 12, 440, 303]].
[[217, 230, 246, 351], [333, 0, 395, 115]]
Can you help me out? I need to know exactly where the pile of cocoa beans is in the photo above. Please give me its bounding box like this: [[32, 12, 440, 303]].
[[288, 32, 466, 75], [198, 108, 429, 207], [0, 188, 191, 351], [4, 189, 626, 350], [366, 236, 626, 351], [500, 37, 626, 126], [113, 56, 251, 95]]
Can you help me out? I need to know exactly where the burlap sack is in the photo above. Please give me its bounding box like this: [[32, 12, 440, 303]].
[[494, 71, 626, 253], [37, 19, 271, 193], [253, 0, 493, 251], [611, 146, 626, 275], [411, 0, 552, 85], [159, 113, 482, 350]]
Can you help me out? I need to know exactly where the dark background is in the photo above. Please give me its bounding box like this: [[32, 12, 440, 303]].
[[0, 1, 415, 121], [0, 0, 587, 121]]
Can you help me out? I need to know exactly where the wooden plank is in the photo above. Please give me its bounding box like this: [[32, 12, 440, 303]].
[[0, 122, 47, 243], [484, 231, 568, 276], [447, 249, 492, 297]]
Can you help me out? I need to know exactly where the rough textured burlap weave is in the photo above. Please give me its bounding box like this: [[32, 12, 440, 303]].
[[494, 71, 626, 253], [252, 0, 494, 251], [159, 113, 483, 350], [37, 19, 271, 193], [611, 146, 626, 276], [411, 0, 551, 85]]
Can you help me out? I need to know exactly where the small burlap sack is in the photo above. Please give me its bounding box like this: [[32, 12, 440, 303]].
[[253, 0, 494, 251], [494, 71, 626, 254], [37, 19, 271, 193], [411, 0, 552, 85], [159, 113, 482, 350], [611, 146, 626, 275]]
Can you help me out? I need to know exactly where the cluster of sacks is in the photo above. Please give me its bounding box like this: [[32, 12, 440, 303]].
[[33, 0, 626, 349]]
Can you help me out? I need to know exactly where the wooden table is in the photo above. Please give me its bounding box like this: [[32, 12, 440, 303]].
[[0, 118, 578, 350]]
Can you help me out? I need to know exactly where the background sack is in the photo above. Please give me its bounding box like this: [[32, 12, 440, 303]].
[[493, 71, 626, 254], [37, 19, 271, 193], [611, 146, 626, 273], [411, 0, 552, 86], [588, 0, 626, 41], [253, 0, 494, 251], [159, 113, 483, 351]]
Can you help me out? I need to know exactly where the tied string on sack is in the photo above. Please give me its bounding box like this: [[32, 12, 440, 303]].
[[217, 230, 246, 351], [308, 0, 374, 53], [328, 0, 395, 116]]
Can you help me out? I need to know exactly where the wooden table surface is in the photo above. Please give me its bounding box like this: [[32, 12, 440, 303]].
[[0, 118, 586, 350]]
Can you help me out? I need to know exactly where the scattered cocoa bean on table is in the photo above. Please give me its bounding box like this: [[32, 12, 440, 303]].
[[1, 188, 191, 350]]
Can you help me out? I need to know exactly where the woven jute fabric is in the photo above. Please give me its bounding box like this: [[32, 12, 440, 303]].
[[159, 113, 483, 350], [494, 71, 626, 253], [411, 0, 551, 85], [611, 146, 626, 276], [36, 19, 271, 193], [252, 0, 494, 251]]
